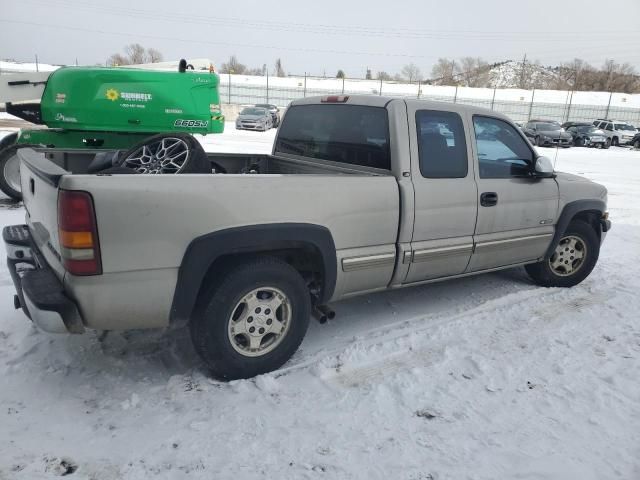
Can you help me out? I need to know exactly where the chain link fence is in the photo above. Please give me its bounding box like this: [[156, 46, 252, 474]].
[[219, 74, 640, 125]]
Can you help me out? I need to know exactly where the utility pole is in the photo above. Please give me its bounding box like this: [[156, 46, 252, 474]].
[[519, 53, 527, 89], [35, 54, 39, 72]]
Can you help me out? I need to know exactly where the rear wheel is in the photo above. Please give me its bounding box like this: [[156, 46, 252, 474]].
[[525, 220, 600, 288], [190, 257, 311, 380], [605, 138, 611, 148], [611, 137, 619, 147]]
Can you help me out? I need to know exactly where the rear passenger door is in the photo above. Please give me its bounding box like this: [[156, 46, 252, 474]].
[[467, 115, 558, 272], [403, 106, 478, 283]]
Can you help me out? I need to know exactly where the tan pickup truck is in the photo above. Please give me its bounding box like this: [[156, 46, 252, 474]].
[[4, 95, 611, 379]]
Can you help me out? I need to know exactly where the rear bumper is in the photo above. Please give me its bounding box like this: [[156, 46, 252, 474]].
[[3, 225, 84, 334]]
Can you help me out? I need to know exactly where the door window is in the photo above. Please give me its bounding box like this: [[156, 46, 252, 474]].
[[416, 110, 468, 178], [473, 116, 534, 179]]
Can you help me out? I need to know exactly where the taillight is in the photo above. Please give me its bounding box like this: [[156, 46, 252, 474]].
[[58, 190, 102, 275]]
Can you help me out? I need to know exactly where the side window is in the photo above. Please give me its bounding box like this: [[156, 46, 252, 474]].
[[605, 123, 613, 131], [416, 110, 468, 178], [473, 116, 534, 179]]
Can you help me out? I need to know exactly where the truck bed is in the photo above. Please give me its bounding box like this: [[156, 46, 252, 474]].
[[19, 148, 400, 330]]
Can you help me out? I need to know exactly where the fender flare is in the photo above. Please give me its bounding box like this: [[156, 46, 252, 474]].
[[170, 223, 337, 325], [544, 199, 606, 259]]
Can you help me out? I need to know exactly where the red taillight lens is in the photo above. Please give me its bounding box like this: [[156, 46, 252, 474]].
[[58, 190, 102, 276]]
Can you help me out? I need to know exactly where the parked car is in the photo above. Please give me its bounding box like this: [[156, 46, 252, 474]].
[[566, 125, 609, 148], [235, 106, 273, 131], [5, 96, 610, 380], [561, 121, 591, 130], [522, 120, 573, 147], [254, 103, 281, 127], [592, 119, 637, 147]]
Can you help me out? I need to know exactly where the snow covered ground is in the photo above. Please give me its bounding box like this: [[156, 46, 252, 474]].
[[0, 127, 639, 479]]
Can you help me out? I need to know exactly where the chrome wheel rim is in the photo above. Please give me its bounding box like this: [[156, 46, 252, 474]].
[[3, 153, 21, 192], [122, 137, 190, 174], [227, 287, 291, 357], [549, 235, 587, 277]]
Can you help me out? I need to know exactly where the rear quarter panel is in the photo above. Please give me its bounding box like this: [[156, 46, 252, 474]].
[[59, 173, 400, 329]]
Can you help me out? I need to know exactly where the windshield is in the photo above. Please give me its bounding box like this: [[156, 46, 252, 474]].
[[615, 123, 635, 131], [536, 122, 560, 130], [241, 108, 266, 116]]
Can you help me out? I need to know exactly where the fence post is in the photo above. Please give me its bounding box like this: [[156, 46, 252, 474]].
[[417, 82, 421, 99], [453, 85, 458, 103], [565, 90, 574, 122], [303, 72, 307, 98], [266, 72, 269, 104], [228, 72, 231, 104], [341, 76, 345, 95], [379, 77, 383, 96], [528, 89, 536, 120], [605, 91, 613, 119], [490, 88, 496, 110]]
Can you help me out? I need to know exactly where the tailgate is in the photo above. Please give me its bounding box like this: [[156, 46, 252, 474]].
[[19, 148, 67, 280]]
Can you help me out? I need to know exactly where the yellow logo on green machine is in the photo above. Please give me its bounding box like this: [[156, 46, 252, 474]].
[[105, 88, 119, 101]]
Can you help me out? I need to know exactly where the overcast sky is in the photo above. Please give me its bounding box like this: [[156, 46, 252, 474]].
[[1, 0, 639, 78]]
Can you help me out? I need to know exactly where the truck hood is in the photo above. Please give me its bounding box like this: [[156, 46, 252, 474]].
[[554, 171, 608, 207]]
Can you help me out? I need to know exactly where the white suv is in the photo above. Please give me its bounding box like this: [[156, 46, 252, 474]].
[[593, 119, 637, 146]]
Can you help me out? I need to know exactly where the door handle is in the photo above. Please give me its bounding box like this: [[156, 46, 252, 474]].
[[480, 192, 498, 207]]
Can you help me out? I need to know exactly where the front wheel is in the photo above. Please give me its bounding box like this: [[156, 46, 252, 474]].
[[535, 136, 542, 147], [633, 139, 640, 150], [525, 220, 600, 288], [574, 137, 584, 147], [190, 257, 311, 380]]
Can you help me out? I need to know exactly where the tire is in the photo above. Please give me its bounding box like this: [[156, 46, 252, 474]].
[[525, 220, 600, 288], [633, 140, 640, 150], [535, 136, 542, 147], [0, 143, 39, 201], [611, 137, 619, 147], [605, 138, 611, 148], [574, 137, 584, 147], [190, 256, 311, 380], [118, 133, 209, 174]]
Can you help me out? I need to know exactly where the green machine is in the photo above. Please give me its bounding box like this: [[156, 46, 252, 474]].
[[0, 60, 224, 200]]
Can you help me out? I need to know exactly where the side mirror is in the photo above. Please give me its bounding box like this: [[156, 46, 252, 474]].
[[533, 156, 554, 178]]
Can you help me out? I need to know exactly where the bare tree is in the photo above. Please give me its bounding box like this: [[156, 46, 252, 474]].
[[106, 44, 163, 66], [457, 57, 490, 87], [431, 58, 457, 85], [401, 63, 422, 83], [219, 55, 247, 74], [376, 71, 392, 81], [124, 44, 146, 64], [146, 48, 163, 63]]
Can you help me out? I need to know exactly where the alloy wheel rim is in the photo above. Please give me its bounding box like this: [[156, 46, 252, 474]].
[[227, 286, 291, 357], [122, 137, 190, 174], [549, 235, 587, 277]]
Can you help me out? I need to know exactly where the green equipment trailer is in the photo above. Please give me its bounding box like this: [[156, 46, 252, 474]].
[[0, 60, 224, 200]]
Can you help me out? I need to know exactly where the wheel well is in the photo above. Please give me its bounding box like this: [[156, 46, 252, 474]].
[[571, 210, 601, 239], [195, 245, 326, 311]]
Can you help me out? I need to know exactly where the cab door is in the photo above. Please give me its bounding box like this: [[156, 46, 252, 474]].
[[466, 114, 559, 272], [403, 104, 478, 283]]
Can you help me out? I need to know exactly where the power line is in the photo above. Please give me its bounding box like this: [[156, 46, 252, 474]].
[[14, 0, 640, 42]]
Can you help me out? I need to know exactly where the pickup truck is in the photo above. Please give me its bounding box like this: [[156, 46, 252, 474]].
[[4, 95, 611, 380]]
